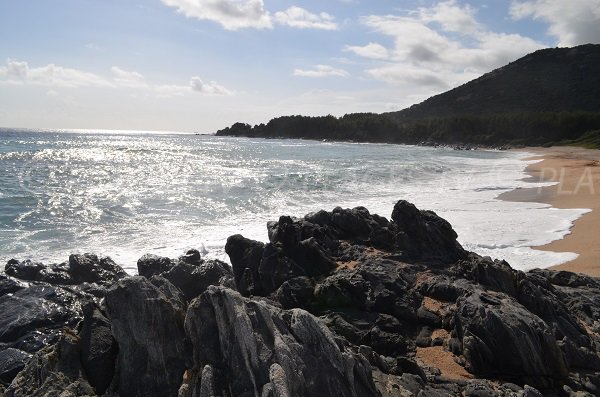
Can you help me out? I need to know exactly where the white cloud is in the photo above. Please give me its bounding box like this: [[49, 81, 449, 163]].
[[348, 1, 544, 89], [293, 65, 349, 77], [0, 59, 232, 98], [344, 42, 389, 60], [274, 6, 338, 30], [510, 0, 600, 46], [111, 66, 148, 88], [418, 0, 480, 34], [0, 59, 113, 88], [161, 1, 338, 31], [160, 0, 272, 30], [190, 76, 232, 95]]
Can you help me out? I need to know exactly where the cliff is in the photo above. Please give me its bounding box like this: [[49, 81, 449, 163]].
[[2, 200, 600, 396]]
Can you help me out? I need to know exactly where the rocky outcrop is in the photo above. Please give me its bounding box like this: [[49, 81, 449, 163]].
[[5, 253, 127, 286], [104, 276, 189, 397], [182, 286, 378, 397], [3, 200, 600, 396]]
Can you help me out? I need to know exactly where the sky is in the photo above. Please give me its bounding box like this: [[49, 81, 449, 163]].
[[0, 0, 599, 132]]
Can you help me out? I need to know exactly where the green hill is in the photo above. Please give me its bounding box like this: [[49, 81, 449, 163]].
[[216, 44, 600, 147]]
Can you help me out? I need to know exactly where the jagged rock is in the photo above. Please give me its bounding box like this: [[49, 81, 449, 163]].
[[454, 291, 568, 389], [162, 259, 234, 302], [391, 200, 466, 263], [79, 300, 117, 395], [272, 276, 315, 309], [183, 286, 379, 397], [5, 330, 97, 397], [105, 276, 189, 397], [4, 254, 127, 286], [0, 275, 26, 297], [68, 253, 127, 285], [0, 284, 82, 353], [0, 348, 31, 385], [137, 253, 176, 278], [225, 234, 266, 295]]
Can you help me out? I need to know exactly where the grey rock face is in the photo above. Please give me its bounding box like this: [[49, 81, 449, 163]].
[[5, 331, 96, 397], [455, 291, 568, 389], [105, 276, 189, 397], [183, 286, 379, 397]]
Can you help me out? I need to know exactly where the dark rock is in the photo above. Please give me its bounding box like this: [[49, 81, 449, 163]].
[[391, 200, 466, 263], [150, 275, 188, 312], [225, 234, 265, 295], [455, 291, 568, 388], [79, 300, 117, 395], [183, 285, 379, 397], [4, 259, 46, 282], [5, 330, 96, 397], [105, 276, 189, 397], [0, 274, 26, 297], [69, 253, 127, 285], [137, 253, 176, 278], [162, 259, 234, 302], [180, 248, 202, 264], [0, 348, 31, 385], [272, 276, 315, 309], [0, 284, 82, 353]]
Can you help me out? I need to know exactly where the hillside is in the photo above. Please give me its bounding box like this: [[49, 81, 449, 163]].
[[216, 44, 600, 147]]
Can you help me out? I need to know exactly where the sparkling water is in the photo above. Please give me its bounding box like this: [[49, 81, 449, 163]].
[[0, 128, 588, 273]]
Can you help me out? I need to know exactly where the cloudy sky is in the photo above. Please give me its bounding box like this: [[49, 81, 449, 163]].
[[1, 0, 599, 132]]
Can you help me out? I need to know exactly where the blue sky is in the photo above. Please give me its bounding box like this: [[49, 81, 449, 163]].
[[0, 0, 599, 132]]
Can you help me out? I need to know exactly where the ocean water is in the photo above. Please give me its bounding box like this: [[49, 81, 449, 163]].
[[0, 128, 588, 273]]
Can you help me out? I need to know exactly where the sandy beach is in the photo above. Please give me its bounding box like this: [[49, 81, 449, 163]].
[[500, 146, 600, 276]]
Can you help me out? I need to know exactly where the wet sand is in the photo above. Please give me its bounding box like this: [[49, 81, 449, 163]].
[[499, 146, 600, 277]]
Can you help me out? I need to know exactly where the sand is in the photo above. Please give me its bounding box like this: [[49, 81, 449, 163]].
[[499, 146, 600, 277]]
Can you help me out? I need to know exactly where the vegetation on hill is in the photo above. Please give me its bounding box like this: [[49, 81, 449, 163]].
[[216, 44, 600, 148]]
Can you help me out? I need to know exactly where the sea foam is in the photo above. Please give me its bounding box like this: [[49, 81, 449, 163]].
[[0, 129, 588, 273]]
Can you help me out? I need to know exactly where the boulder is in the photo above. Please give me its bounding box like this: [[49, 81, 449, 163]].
[[137, 253, 176, 278], [68, 253, 127, 285], [391, 200, 466, 263]]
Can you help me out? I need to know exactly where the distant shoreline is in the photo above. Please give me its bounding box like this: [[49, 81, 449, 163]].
[[500, 146, 600, 276]]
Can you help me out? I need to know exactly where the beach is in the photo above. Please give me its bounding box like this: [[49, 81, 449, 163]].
[[500, 146, 600, 276]]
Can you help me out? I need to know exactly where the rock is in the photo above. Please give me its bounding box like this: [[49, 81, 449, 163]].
[[5, 254, 127, 286], [391, 200, 466, 263], [183, 286, 379, 397], [0, 348, 31, 385], [0, 274, 26, 297], [455, 291, 568, 389], [4, 259, 46, 282], [0, 284, 82, 353], [105, 276, 189, 397], [137, 253, 176, 278], [162, 259, 234, 302], [5, 330, 96, 397], [79, 300, 117, 395], [68, 253, 127, 285], [272, 276, 315, 309], [225, 234, 266, 295]]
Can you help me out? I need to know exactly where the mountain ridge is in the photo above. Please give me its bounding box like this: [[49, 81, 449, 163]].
[[216, 44, 600, 147]]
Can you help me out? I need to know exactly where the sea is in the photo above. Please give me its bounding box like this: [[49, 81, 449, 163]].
[[0, 128, 589, 274]]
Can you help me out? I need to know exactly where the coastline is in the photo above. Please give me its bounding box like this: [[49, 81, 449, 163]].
[[499, 146, 600, 276]]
